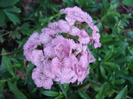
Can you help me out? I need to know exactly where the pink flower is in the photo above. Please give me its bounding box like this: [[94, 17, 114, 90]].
[[54, 39, 71, 59], [23, 32, 40, 61], [42, 78, 53, 89], [65, 16, 76, 25], [60, 6, 93, 24], [39, 33, 52, 44], [58, 20, 71, 33], [41, 28, 56, 36], [79, 52, 89, 69], [32, 68, 53, 89], [91, 32, 101, 48], [51, 35, 65, 47], [62, 57, 71, 68], [44, 46, 55, 58], [90, 24, 99, 32], [48, 22, 62, 34], [24, 6, 101, 89], [70, 26, 80, 36], [77, 69, 90, 84], [31, 50, 44, 67], [48, 22, 59, 29], [78, 30, 90, 44], [51, 57, 61, 76], [60, 68, 76, 84]]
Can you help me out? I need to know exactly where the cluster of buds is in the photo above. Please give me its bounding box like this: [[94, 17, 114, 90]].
[[24, 6, 101, 89]]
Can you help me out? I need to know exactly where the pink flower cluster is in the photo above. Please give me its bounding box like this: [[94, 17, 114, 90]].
[[23, 6, 101, 89]]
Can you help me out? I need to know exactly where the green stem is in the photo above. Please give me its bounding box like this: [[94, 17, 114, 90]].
[[1, 32, 10, 36], [42, 12, 63, 25]]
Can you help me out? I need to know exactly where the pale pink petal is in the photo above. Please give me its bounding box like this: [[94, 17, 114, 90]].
[[31, 50, 44, 66], [88, 50, 96, 63], [65, 15, 75, 25], [62, 57, 71, 68], [70, 26, 80, 36], [60, 68, 75, 84], [28, 32, 40, 41], [79, 53, 88, 69], [51, 35, 65, 47], [42, 78, 53, 89], [79, 30, 88, 38], [23, 32, 40, 61], [34, 79, 43, 87], [78, 37, 90, 44], [51, 57, 61, 76], [39, 33, 52, 44], [48, 22, 59, 29], [70, 75, 78, 83], [58, 20, 70, 33], [55, 40, 70, 59], [44, 46, 55, 58]]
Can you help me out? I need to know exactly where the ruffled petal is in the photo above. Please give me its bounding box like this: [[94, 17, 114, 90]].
[[62, 57, 71, 68], [39, 33, 52, 44], [42, 78, 53, 89], [58, 20, 70, 33], [44, 46, 55, 58], [70, 26, 80, 36], [31, 50, 44, 66], [51, 57, 61, 76], [79, 52, 88, 69]]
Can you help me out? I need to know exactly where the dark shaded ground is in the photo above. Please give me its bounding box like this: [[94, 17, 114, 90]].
[[117, 3, 133, 30]]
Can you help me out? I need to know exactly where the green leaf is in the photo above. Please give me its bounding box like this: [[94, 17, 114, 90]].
[[8, 81, 27, 99], [38, 0, 47, 10], [0, 34, 4, 43], [2, 49, 15, 77], [26, 63, 36, 94], [96, 82, 108, 99], [0, 9, 5, 25], [114, 79, 125, 85], [42, 90, 59, 97], [63, 83, 69, 93], [115, 85, 127, 99], [55, 92, 63, 99], [51, 4, 59, 12], [100, 65, 107, 79], [111, 0, 120, 9], [63, 0, 74, 6], [104, 62, 120, 70], [113, 41, 128, 58], [0, 81, 5, 93], [4, 7, 20, 13], [96, 82, 109, 99], [4, 11, 20, 25], [57, 83, 67, 99], [122, 0, 133, 6], [101, 35, 114, 43], [127, 31, 133, 42], [0, 0, 19, 7], [0, 94, 4, 99], [103, 51, 113, 62], [78, 89, 90, 99], [115, 56, 133, 64]]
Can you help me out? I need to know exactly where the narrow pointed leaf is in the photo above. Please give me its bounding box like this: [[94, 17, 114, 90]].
[[8, 81, 27, 99], [115, 85, 127, 99]]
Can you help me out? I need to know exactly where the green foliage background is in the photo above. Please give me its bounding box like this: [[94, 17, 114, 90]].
[[0, 0, 133, 99]]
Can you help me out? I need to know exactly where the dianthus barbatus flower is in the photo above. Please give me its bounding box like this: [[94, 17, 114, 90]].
[[23, 6, 101, 89]]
